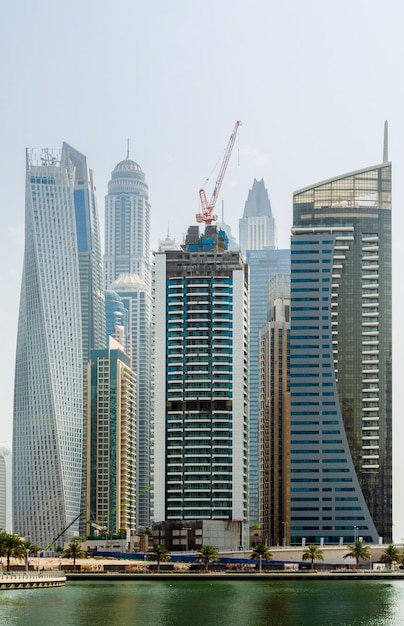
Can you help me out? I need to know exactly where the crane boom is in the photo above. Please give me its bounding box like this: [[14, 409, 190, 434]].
[[196, 120, 241, 225]]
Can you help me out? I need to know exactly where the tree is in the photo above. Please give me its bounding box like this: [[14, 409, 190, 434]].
[[343, 540, 372, 568], [250, 543, 272, 573], [0, 533, 25, 571], [23, 541, 39, 557], [302, 544, 324, 570], [63, 541, 86, 569], [196, 545, 218, 572], [250, 542, 273, 569], [148, 544, 170, 572], [380, 544, 400, 569]]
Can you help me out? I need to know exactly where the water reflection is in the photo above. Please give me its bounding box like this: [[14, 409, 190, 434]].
[[1, 580, 404, 626]]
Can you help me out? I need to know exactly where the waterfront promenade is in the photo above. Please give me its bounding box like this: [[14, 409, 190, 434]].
[[0, 572, 66, 590]]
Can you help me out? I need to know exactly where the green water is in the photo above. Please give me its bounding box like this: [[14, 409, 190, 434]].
[[1, 580, 404, 626]]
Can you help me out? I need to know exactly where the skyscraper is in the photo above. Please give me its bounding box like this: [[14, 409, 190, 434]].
[[104, 149, 151, 288], [290, 133, 392, 543], [13, 143, 104, 547], [239, 178, 276, 255], [259, 277, 290, 547], [104, 151, 152, 530], [239, 178, 290, 526], [108, 273, 152, 529], [153, 226, 249, 548], [85, 338, 136, 538]]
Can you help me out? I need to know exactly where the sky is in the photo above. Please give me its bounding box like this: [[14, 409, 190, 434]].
[[1, 0, 403, 539]]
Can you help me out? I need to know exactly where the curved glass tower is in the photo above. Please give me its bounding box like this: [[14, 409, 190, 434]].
[[13, 144, 105, 548], [290, 154, 392, 543]]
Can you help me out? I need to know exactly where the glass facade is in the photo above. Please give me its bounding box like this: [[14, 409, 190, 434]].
[[246, 249, 290, 525], [290, 162, 392, 543], [259, 291, 291, 546], [13, 147, 89, 547]]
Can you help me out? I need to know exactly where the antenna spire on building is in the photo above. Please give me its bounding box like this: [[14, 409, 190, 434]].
[[383, 121, 388, 163], [126, 138, 130, 160]]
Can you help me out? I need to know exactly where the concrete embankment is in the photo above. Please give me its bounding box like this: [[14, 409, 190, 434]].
[[0, 573, 66, 590]]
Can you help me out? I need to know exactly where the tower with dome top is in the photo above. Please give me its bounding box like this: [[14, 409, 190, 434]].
[[104, 146, 151, 289], [104, 147, 152, 531]]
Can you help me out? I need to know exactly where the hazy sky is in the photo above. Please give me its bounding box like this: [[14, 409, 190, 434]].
[[1, 0, 403, 539]]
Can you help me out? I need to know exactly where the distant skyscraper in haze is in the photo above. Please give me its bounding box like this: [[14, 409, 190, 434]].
[[290, 128, 392, 543], [153, 225, 249, 548], [13, 143, 105, 547], [239, 178, 275, 255], [104, 150, 152, 530], [239, 178, 290, 526]]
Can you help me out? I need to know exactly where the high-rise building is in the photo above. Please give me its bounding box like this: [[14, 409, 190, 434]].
[[239, 178, 275, 255], [104, 150, 152, 531], [239, 178, 289, 526], [290, 133, 392, 543], [246, 249, 290, 526], [258, 278, 290, 546], [85, 338, 136, 538], [13, 143, 104, 547], [0, 444, 12, 533], [104, 149, 151, 288], [153, 225, 249, 548], [108, 273, 152, 529]]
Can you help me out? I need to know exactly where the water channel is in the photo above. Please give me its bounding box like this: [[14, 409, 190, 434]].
[[2, 579, 404, 626]]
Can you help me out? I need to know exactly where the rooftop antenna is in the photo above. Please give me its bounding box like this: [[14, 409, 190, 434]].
[[126, 138, 130, 160], [383, 121, 388, 163]]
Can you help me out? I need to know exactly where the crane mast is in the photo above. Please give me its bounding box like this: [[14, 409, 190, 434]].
[[196, 120, 242, 225]]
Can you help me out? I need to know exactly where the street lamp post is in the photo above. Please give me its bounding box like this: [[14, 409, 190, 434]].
[[26, 549, 30, 574], [282, 522, 288, 546], [184, 527, 192, 552], [259, 555, 262, 574]]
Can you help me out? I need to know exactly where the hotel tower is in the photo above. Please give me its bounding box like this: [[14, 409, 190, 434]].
[[290, 127, 392, 543]]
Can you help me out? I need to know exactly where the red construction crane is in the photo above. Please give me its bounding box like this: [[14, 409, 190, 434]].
[[196, 120, 242, 225]]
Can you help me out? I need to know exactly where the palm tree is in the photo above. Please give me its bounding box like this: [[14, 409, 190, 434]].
[[0, 533, 25, 571], [343, 540, 372, 568], [380, 544, 400, 569], [22, 540, 38, 572], [302, 544, 324, 570], [63, 541, 86, 569], [250, 542, 272, 571], [148, 544, 170, 572], [196, 545, 218, 572]]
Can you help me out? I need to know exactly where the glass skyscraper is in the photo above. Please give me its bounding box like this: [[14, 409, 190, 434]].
[[290, 150, 392, 543], [13, 143, 105, 547], [104, 151, 152, 531], [240, 179, 290, 526]]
